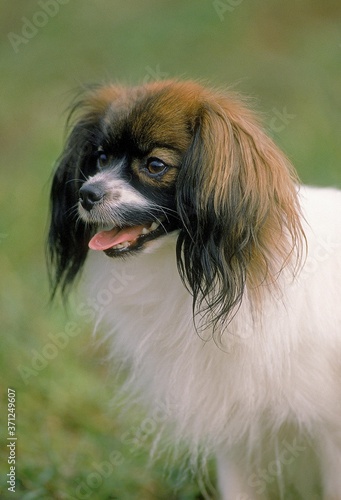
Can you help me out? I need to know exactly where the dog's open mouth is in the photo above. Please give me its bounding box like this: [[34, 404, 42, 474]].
[[88, 218, 172, 256]]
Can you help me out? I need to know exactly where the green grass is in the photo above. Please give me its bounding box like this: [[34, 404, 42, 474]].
[[1, 1, 340, 498]]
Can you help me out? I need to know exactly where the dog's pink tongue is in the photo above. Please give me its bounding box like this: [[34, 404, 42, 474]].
[[89, 226, 144, 251]]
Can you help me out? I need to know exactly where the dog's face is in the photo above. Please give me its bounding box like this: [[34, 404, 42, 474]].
[[48, 80, 303, 326], [77, 84, 196, 257]]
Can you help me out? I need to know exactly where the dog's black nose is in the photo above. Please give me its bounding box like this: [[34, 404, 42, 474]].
[[79, 184, 104, 211]]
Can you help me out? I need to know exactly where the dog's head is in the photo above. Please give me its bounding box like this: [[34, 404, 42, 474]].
[[48, 80, 304, 325]]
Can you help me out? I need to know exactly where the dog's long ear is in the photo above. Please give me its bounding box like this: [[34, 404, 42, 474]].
[[176, 92, 305, 329], [47, 85, 123, 298], [47, 122, 95, 298]]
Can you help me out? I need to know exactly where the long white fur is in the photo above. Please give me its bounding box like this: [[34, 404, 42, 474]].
[[84, 185, 341, 498]]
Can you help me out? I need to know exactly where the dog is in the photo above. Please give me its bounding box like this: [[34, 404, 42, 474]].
[[48, 80, 341, 498]]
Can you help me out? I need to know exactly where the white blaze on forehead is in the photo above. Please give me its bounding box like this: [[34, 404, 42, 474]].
[[109, 179, 149, 206], [85, 171, 149, 208]]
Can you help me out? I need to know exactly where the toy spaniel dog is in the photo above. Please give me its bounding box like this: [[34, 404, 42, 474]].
[[48, 80, 341, 498]]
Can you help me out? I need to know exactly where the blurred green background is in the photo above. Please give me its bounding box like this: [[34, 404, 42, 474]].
[[1, 1, 340, 498]]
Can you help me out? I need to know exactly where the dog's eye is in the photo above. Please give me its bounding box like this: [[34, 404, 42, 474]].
[[146, 158, 167, 177], [96, 149, 111, 169], [98, 153, 110, 168]]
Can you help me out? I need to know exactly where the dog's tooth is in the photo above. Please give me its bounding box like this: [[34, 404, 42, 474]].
[[114, 242, 130, 249], [142, 227, 150, 235], [150, 221, 160, 231]]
